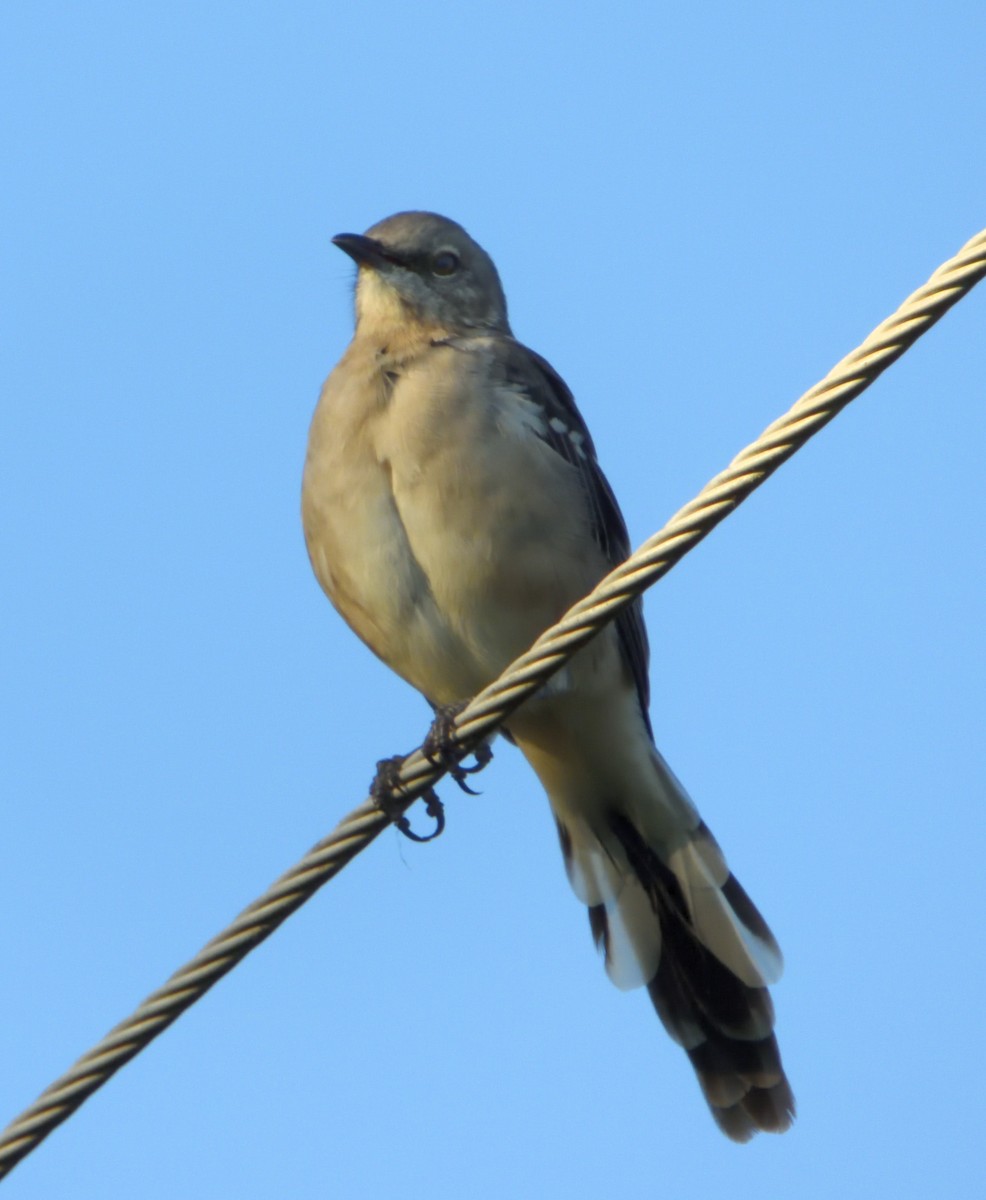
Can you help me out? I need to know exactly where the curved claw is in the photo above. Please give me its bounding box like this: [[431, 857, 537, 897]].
[[423, 702, 494, 793], [457, 739, 493, 775], [394, 790, 446, 843], [369, 754, 446, 843]]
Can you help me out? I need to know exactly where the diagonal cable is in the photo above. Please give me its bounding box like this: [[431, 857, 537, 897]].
[[1, 227, 984, 1182]]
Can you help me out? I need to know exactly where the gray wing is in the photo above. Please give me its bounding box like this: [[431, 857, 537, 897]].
[[437, 334, 652, 732]]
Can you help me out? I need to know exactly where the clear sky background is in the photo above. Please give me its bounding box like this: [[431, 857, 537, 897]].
[[2, 3, 985, 1197]]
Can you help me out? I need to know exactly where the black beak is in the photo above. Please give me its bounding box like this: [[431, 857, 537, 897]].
[[332, 233, 401, 270]]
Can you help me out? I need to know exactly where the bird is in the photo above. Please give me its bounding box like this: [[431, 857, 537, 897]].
[[302, 211, 794, 1140]]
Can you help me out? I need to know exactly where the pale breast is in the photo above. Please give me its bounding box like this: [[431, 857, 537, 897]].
[[373, 344, 614, 693], [302, 345, 488, 701], [304, 337, 620, 707]]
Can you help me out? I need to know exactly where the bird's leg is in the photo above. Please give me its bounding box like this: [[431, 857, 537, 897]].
[[423, 702, 494, 795], [369, 755, 445, 843], [367, 701, 492, 841]]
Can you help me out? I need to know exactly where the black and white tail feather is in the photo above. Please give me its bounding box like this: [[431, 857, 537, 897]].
[[555, 750, 794, 1141]]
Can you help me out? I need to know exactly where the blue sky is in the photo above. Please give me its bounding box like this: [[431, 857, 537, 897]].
[[2, 2, 985, 1196]]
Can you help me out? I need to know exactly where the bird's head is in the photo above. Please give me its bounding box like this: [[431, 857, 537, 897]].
[[333, 211, 510, 337]]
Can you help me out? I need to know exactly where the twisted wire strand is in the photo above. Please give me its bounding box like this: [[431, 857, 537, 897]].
[[1, 228, 983, 1181]]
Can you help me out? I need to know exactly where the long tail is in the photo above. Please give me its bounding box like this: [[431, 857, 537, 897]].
[[551, 749, 794, 1142]]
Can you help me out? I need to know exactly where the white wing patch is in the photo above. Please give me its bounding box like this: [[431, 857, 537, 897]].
[[548, 415, 588, 458], [492, 384, 590, 462], [492, 383, 547, 440]]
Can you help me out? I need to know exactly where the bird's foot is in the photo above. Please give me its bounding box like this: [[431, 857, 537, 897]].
[[423, 703, 493, 795], [370, 754, 446, 844]]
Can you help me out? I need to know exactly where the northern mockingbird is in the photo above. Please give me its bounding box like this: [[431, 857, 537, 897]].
[[302, 211, 794, 1140]]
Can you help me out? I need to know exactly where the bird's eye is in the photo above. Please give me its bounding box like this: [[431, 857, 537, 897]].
[[432, 250, 460, 276]]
